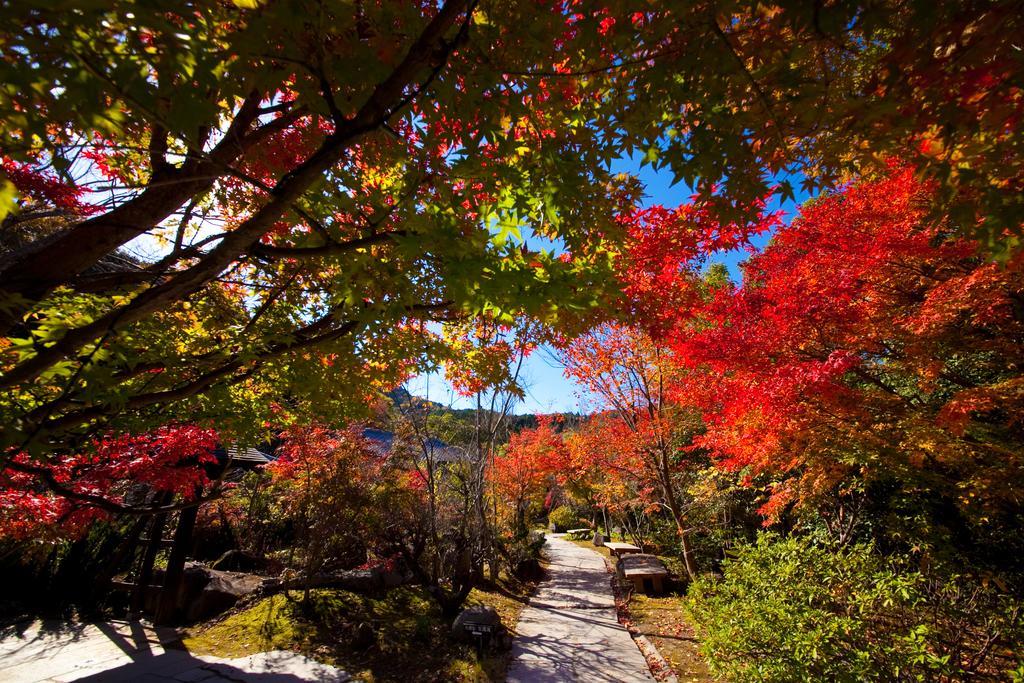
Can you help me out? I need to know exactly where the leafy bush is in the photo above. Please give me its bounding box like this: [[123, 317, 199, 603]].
[[497, 528, 546, 579], [687, 534, 1021, 682], [547, 506, 577, 532]]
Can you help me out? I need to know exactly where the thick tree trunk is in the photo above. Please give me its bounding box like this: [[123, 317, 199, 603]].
[[432, 581, 473, 619]]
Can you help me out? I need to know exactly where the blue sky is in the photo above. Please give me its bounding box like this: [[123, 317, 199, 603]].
[[407, 157, 811, 415]]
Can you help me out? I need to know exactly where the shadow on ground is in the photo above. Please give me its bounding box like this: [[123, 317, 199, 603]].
[[0, 618, 350, 682]]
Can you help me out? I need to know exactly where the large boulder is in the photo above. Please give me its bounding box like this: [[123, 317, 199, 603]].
[[176, 562, 265, 622]]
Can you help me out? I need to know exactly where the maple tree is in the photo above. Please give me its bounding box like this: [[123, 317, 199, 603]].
[[383, 397, 483, 615], [584, 165, 1024, 680], [558, 323, 708, 577], [0, 424, 219, 540], [0, 0, 631, 460], [434, 316, 548, 581], [267, 424, 401, 600], [560, 416, 627, 527], [664, 166, 1024, 561], [2, 0, 1021, 465], [0, 1, 1021, 662], [491, 415, 565, 537]]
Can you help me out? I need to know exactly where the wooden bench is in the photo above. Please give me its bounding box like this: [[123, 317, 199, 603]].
[[603, 541, 642, 558], [566, 528, 592, 540], [616, 554, 670, 595]]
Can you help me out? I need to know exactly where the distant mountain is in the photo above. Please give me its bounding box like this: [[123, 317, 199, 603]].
[[384, 388, 586, 437]]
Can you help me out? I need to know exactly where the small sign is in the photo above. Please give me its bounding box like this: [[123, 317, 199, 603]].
[[465, 623, 494, 634]]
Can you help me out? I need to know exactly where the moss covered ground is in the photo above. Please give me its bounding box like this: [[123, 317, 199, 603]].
[[182, 578, 536, 683]]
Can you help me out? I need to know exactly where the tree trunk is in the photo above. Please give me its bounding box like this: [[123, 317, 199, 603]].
[[432, 581, 473, 619], [659, 460, 698, 579]]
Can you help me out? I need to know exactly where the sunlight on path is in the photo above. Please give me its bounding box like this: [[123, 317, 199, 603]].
[[0, 619, 350, 682], [506, 535, 656, 683]]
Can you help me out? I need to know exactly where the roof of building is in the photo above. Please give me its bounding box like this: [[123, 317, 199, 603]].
[[361, 427, 468, 463], [212, 445, 274, 471], [224, 445, 274, 465]]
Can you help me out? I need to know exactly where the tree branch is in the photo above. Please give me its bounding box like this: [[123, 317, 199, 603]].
[[3, 458, 224, 517], [0, 0, 473, 391]]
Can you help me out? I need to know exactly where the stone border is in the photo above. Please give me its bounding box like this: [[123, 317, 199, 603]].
[[634, 633, 680, 683]]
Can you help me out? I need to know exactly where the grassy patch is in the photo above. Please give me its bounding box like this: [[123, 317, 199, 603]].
[[629, 593, 715, 683], [183, 576, 538, 683]]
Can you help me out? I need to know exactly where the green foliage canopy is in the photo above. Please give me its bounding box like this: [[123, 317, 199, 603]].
[[1, 0, 1019, 457]]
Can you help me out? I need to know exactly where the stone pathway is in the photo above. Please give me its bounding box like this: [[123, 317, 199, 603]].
[[506, 535, 656, 683], [0, 619, 351, 682]]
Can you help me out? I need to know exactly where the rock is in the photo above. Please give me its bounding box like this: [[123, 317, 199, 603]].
[[351, 622, 376, 650], [451, 605, 504, 644], [592, 531, 605, 546], [513, 558, 543, 581], [175, 562, 265, 622]]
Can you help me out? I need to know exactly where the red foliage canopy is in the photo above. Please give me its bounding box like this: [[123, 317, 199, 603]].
[[664, 165, 1024, 521], [1, 425, 218, 540], [492, 415, 567, 510]]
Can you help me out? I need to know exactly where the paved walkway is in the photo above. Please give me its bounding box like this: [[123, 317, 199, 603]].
[[506, 535, 655, 683], [0, 619, 351, 682]]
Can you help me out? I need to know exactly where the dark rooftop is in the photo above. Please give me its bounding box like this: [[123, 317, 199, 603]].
[[361, 428, 468, 463]]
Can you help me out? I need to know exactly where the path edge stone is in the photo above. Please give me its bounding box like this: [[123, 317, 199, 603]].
[[633, 633, 680, 683], [603, 553, 679, 683]]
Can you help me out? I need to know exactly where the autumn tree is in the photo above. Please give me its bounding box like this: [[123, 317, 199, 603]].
[[383, 392, 482, 616], [492, 415, 565, 538], [0, 425, 219, 539], [671, 166, 1024, 567], [0, 0, 634, 460], [0, 424, 222, 613], [2, 0, 1021, 465], [670, 168, 1024, 677], [440, 317, 544, 576], [558, 323, 707, 578], [267, 424, 397, 601]]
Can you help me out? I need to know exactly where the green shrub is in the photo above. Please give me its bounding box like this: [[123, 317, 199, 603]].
[[547, 506, 577, 532], [687, 534, 941, 682]]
